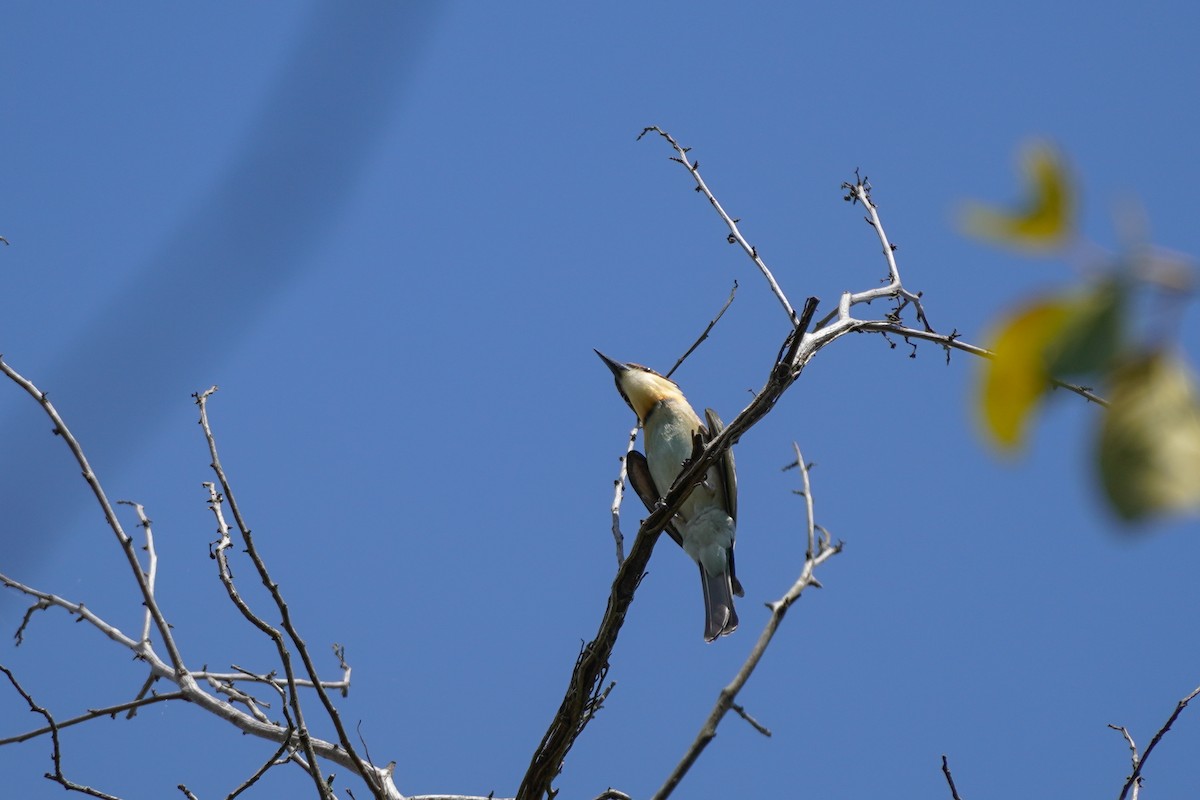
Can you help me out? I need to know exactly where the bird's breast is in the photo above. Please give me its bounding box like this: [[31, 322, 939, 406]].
[[644, 399, 713, 517]]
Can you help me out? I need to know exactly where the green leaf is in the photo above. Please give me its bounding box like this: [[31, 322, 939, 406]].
[[1097, 351, 1200, 522], [1045, 278, 1126, 379]]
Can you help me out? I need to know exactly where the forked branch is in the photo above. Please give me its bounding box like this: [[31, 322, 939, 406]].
[[1110, 684, 1200, 800], [0, 361, 400, 799]]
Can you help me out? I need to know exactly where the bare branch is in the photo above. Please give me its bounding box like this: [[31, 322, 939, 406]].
[[1, 665, 124, 799], [1107, 724, 1140, 800], [1, 573, 152, 658], [196, 388, 379, 799], [0, 365, 401, 799], [848, 175, 934, 331], [813, 175, 931, 334], [730, 703, 772, 737], [664, 280, 738, 380], [812, 177, 1110, 408], [0, 691, 186, 745], [941, 755, 965, 800], [858, 321, 1110, 407], [116, 500, 158, 646], [192, 665, 350, 694], [0, 358, 191, 681], [227, 738, 294, 799], [652, 444, 841, 800], [1113, 684, 1200, 800], [608, 426, 637, 566], [639, 126, 799, 326]]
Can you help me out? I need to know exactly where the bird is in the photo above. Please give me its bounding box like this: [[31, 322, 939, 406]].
[[595, 350, 743, 641]]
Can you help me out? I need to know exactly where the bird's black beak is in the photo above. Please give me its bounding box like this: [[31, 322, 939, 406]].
[[593, 349, 627, 377]]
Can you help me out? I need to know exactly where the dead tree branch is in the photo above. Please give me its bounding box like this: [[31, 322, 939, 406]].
[[652, 444, 841, 800], [639, 126, 799, 327], [0, 361, 401, 799], [1, 665, 124, 799], [1111, 684, 1200, 800]]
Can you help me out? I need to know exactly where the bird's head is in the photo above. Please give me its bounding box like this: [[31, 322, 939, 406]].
[[594, 349, 686, 424]]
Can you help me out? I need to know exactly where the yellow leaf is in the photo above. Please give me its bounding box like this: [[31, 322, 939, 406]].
[[962, 141, 1074, 251], [1097, 352, 1200, 522], [979, 298, 1074, 451]]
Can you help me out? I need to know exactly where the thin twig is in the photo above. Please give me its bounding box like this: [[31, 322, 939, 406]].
[[812, 176, 930, 333], [941, 755, 964, 800], [1113, 684, 1200, 800], [228, 737, 293, 799], [810, 177, 1109, 408], [1, 665, 124, 799], [0, 358, 191, 682], [730, 703, 772, 737], [0, 692, 186, 745], [652, 444, 840, 800], [117, 501, 157, 646], [195, 389, 346, 800], [0, 364, 399, 798], [856, 321, 1110, 407], [639, 127, 799, 326], [191, 667, 348, 692], [1, 572, 143, 651], [664, 280, 738, 379], [609, 427, 637, 566], [1107, 725, 1140, 800]]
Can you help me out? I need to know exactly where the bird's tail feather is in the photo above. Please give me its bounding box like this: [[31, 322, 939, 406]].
[[699, 565, 739, 642]]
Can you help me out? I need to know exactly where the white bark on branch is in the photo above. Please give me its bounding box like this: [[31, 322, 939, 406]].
[[0, 364, 403, 800]]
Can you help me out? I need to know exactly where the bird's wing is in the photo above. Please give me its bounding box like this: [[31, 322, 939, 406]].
[[627, 450, 684, 549], [704, 408, 743, 597], [703, 408, 737, 524]]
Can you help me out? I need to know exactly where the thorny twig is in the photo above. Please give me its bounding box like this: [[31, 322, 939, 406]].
[[639, 126, 799, 327]]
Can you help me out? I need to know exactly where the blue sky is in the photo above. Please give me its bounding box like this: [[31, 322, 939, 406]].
[[2, 3, 1199, 798]]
